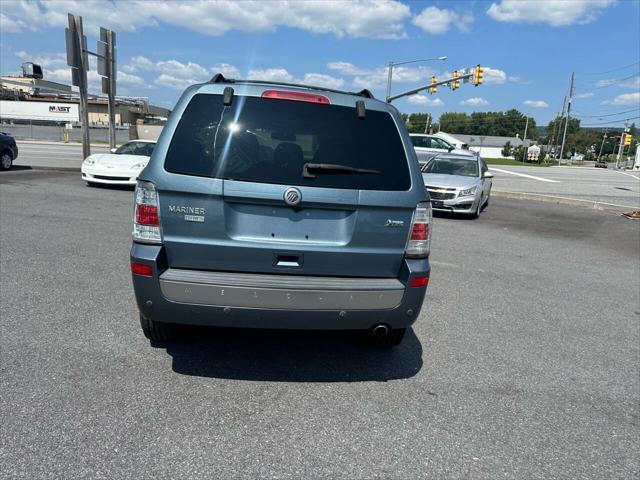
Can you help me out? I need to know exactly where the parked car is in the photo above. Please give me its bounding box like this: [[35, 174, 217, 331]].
[[0, 132, 18, 170], [130, 77, 432, 347], [410, 133, 476, 164], [81, 140, 156, 186], [421, 153, 493, 218]]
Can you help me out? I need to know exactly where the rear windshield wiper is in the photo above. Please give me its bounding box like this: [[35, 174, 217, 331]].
[[303, 163, 380, 179]]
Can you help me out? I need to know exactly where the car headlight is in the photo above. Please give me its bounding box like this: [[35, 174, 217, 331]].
[[459, 186, 477, 197], [83, 157, 95, 166], [131, 162, 147, 169]]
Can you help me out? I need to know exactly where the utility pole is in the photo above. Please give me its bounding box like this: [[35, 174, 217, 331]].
[[66, 14, 91, 159], [522, 116, 529, 164], [597, 129, 607, 163], [553, 96, 567, 163], [98, 27, 117, 149], [559, 72, 574, 164], [424, 114, 431, 134]]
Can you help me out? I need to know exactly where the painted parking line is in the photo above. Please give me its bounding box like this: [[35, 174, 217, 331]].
[[489, 167, 560, 183]]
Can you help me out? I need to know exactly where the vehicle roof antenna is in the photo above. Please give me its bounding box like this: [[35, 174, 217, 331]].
[[356, 100, 366, 119]]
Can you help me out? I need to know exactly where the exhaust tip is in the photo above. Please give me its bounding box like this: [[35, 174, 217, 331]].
[[372, 324, 389, 337]]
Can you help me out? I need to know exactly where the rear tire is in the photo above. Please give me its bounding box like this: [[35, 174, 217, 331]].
[[0, 151, 13, 171], [372, 328, 406, 348], [139, 313, 177, 342]]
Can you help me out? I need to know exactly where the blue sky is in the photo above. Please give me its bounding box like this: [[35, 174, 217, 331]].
[[1, 0, 639, 127]]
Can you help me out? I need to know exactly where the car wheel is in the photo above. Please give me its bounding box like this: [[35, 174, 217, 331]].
[[371, 327, 406, 348], [139, 313, 177, 342], [471, 201, 481, 219], [0, 151, 13, 170]]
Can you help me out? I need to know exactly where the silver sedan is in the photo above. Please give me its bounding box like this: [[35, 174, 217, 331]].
[[421, 153, 493, 218]]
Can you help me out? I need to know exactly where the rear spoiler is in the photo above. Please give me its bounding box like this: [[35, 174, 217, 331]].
[[209, 73, 375, 99]]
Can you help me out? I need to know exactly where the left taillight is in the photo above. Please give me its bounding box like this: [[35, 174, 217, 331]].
[[404, 202, 432, 258], [133, 180, 162, 244]]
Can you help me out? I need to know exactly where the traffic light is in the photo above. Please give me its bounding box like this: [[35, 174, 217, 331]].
[[474, 65, 484, 86], [624, 133, 632, 146], [429, 76, 437, 94], [451, 70, 460, 90]]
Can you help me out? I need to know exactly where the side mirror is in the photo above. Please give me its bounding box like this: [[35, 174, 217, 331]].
[[483, 172, 494, 179], [447, 146, 455, 152], [110, 148, 117, 153]]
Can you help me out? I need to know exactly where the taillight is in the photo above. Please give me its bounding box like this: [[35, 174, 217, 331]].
[[405, 202, 432, 258], [261, 90, 330, 104], [133, 180, 162, 244], [409, 276, 429, 287]]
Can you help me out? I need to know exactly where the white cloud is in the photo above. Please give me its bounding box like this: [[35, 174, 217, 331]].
[[460, 97, 489, 106], [212, 63, 241, 78], [300, 73, 344, 90], [487, 0, 615, 27], [353, 65, 434, 89], [327, 62, 370, 76], [245, 69, 345, 90], [596, 78, 616, 87], [620, 76, 640, 89], [15, 51, 67, 69], [484, 67, 507, 84], [603, 92, 640, 106], [118, 71, 146, 86], [412, 6, 474, 34], [0, 0, 411, 39], [523, 100, 549, 108], [575, 92, 594, 99], [407, 95, 444, 106], [247, 68, 294, 83]]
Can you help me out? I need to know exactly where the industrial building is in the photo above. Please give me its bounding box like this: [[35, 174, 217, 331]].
[[0, 62, 170, 127]]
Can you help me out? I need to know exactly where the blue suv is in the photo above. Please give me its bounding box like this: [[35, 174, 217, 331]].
[[130, 75, 431, 347]]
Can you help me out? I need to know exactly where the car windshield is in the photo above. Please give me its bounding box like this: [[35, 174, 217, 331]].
[[115, 142, 155, 156], [424, 157, 479, 177], [164, 93, 411, 190]]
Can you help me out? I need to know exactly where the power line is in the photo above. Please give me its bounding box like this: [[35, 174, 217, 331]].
[[580, 115, 640, 127], [573, 108, 640, 118], [577, 60, 640, 76]]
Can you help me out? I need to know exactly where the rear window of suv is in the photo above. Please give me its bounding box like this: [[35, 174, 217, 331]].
[[164, 93, 411, 190]]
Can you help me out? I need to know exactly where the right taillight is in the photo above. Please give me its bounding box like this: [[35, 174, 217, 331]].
[[133, 180, 163, 244], [405, 202, 432, 258]]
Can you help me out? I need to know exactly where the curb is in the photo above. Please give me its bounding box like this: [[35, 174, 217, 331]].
[[13, 164, 80, 172], [492, 190, 638, 212], [16, 140, 111, 147]]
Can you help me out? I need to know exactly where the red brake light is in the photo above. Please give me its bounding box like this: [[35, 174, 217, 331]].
[[131, 262, 153, 277], [410, 276, 429, 288], [135, 204, 159, 226], [262, 90, 330, 104], [410, 223, 429, 241]]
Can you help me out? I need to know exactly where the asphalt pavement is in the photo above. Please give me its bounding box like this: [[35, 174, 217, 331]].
[[12, 141, 640, 209], [489, 165, 640, 208], [1, 169, 638, 479], [14, 141, 110, 170]]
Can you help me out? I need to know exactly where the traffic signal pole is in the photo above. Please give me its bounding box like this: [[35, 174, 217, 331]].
[[386, 69, 477, 103], [67, 14, 91, 159]]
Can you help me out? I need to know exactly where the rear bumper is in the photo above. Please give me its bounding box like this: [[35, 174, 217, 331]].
[[130, 243, 429, 330]]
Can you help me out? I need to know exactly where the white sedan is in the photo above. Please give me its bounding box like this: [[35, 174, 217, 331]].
[[81, 140, 156, 186]]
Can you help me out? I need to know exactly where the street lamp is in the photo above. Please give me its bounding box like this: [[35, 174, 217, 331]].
[[386, 56, 447, 102]]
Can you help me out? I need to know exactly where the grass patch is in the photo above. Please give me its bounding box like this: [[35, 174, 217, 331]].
[[484, 158, 549, 167]]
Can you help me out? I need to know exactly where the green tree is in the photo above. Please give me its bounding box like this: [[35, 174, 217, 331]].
[[501, 141, 513, 158]]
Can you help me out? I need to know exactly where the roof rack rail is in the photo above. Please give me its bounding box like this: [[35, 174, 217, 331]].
[[207, 73, 375, 99]]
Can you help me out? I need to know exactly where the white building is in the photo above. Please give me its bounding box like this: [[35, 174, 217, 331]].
[[434, 132, 536, 159]]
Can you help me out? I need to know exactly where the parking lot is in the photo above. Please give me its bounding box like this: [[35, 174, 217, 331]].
[[1, 169, 639, 478]]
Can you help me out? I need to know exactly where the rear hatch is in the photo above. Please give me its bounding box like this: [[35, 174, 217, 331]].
[[156, 90, 417, 278]]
